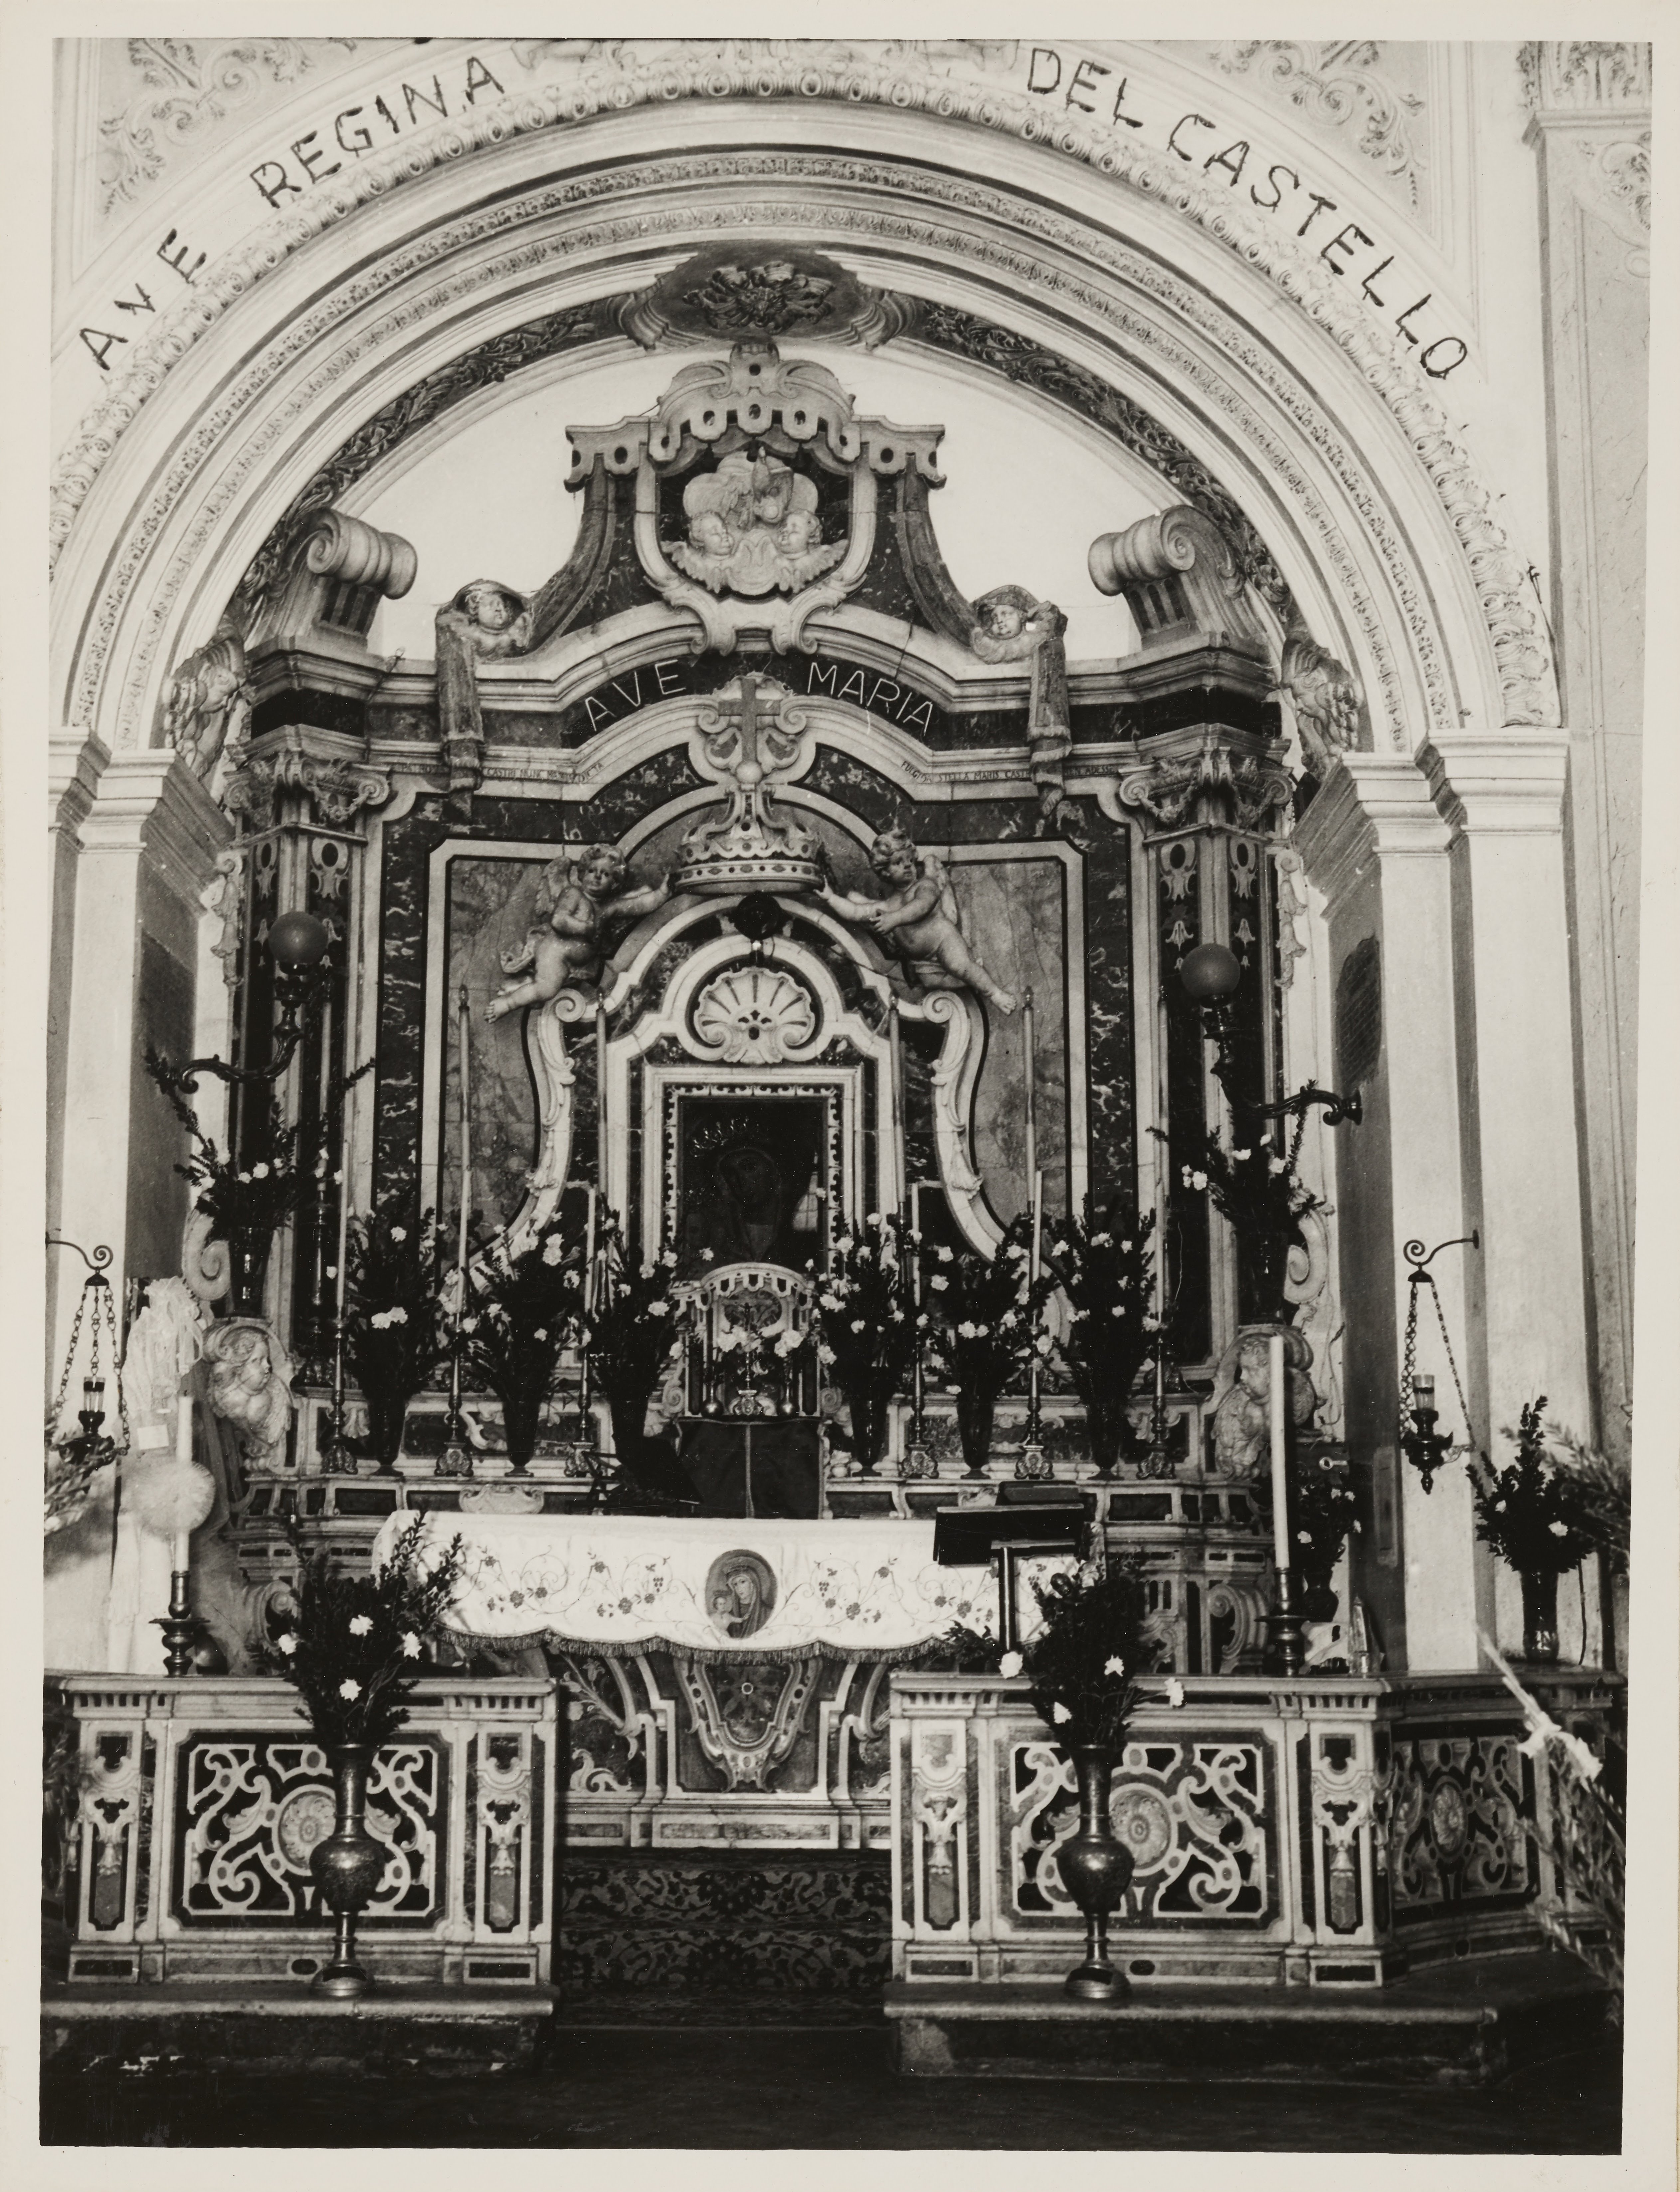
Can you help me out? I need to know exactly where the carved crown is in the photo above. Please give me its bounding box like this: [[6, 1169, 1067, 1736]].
[[674, 674, 824, 896]]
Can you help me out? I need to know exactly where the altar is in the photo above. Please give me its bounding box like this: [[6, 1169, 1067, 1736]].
[[380, 1510, 1011, 1660], [380, 1508, 1060, 1854]]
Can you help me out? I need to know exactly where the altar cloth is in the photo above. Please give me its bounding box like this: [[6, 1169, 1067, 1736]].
[[376, 1510, 1020, 1660]]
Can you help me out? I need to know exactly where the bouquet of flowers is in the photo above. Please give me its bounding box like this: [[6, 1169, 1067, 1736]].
[[1470, 1398, 1596, 1575], [1259, 1453, 1360, 1619], [581, 1216, 687, 1485], [343, 1210, 447, 1466], [145, 1044, 369, 1313], [1011, 1560, 1163, 1751], [460, 1215, 585, 1470], [1167, 1118, 1321, 1326], [1535, 1420, 1630, 1576], [1044, 1204, 1158, 1475], [263, 1519, 467, 1748], [924, 1219, 1052, 1473], [813, 1214, 917, 1472]]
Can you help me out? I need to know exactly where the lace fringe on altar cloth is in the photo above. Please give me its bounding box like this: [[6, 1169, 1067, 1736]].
[[441, 1624, 966, 1667]]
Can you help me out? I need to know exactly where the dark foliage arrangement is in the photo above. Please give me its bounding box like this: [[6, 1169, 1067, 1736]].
[[145, 1043, 369, 1243], [1021, 1560, 1164, 1751], [1164, 1116, 1321, 1326], [461, 1216, 586, 1467], [343, 1210, 447, 1464], [813, 1214, 917, 1471], [923, 1217, 1053, 1467], [1537, 1420, 1630, 1575], [580, 1215, 686, 1464], [261, 1520, 467, 1749], [1043, 1203, 1158, 1473], [1470, 1398, 1596, 1576]]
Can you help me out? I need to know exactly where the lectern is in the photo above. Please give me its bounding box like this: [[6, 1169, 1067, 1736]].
[[932, 1498, 1090, 1654]]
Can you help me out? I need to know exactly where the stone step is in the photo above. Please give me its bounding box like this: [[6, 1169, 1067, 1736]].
[[556, 1848, 891, 1991], [884, 1952, 1612, 2087], [41, 1982, 555, 2077]]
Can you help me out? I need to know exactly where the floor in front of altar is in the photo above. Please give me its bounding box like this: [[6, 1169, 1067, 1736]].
[[39, 1981, 1621, 2154]]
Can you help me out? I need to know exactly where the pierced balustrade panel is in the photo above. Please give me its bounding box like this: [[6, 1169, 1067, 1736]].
[[1007, 1732, 1276, 1929], [171, 1734, 445, 1927], [1387, 1731, 1537, 1920]]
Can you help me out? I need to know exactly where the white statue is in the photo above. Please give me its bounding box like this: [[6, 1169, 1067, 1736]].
[[485, 848, 670, 1022], [821, 827, 1017, 1013]]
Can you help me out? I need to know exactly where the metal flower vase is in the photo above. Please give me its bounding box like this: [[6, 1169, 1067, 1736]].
[[225, 1233, 272, 1318], [1519, 1568, 1561, 1665], [1057, 1744, 1135, 2000], [309, 1743, 386, 1998]]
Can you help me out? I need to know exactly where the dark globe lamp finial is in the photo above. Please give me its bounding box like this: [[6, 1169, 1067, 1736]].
[[268, 910, 332, 969], [1179, 942, 1241, 1003]]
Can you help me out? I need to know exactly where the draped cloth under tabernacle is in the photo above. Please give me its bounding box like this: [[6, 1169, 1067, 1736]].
[[374, 1512, 1060, 1661]]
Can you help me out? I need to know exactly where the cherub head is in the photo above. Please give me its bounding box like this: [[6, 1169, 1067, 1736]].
[[869, 826, 921, 889], [776, 509, 822, 555], [574, 846, 629, 899], [975, 584, 1038, 642], [456, 580, 523, 633]]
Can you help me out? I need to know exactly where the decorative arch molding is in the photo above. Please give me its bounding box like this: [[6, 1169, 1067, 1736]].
[[51, 107, 1554, 772]]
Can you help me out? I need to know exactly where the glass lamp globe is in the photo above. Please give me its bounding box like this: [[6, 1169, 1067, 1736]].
[[1179, 942, 1241, 1002], [268, 910, 331, 969]]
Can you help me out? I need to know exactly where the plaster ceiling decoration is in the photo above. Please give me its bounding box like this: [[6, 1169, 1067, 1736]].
[[1518, 42, 1652, 113], [622, 243, 917, 351], [1201, 41, 1431, 217], [96, 36, 363, 214]]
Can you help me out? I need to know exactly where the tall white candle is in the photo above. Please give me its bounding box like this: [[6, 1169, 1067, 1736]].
[[583, 1185, 598, 1316], [595, 996, 609, 1198], [332, 845, 362, 1314], [1029, 1167, 1043, 1284], [456, 988, 472, 1278], [888, 996, 905, 1213], [1022, 988, 1036, 1218], [172, 1369, 194, 1573], [1268, 1332, 1290, 1571]]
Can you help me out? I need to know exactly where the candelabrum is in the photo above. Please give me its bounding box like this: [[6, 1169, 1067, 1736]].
[[164, 911, 336, 1092], [1262, 1566, 1308, 1677], [44, 1239, 126, 1531]]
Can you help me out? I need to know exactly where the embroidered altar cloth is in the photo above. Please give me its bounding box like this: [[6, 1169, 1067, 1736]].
[[375, 1511, 1039, 1659]]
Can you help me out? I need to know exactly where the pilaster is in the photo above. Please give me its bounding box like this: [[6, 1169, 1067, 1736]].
[[1420, 729, 1595, 1659], [1294, 755, 1488, 1672], [56, 751, 232, 1363], [47, 733, 109, 1351], [1522, 39, 1648, 1474]]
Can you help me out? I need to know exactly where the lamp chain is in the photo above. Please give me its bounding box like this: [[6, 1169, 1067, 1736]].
[[50, 1284, 90, 1424], [1428, 1282, 1475, 1451]]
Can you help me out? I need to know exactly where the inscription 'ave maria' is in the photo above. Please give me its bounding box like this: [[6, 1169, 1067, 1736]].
[[576, 657, 936, 737]]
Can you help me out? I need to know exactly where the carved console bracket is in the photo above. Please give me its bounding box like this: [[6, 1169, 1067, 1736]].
[[244, 508, 417, 659], [1089, 504, 1271, 658]]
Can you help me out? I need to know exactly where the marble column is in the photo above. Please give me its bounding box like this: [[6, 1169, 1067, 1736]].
[[1295, 755, 1491, 1672], [1522, 40, 1649, 1486], [47, 749, 230, 1671]]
